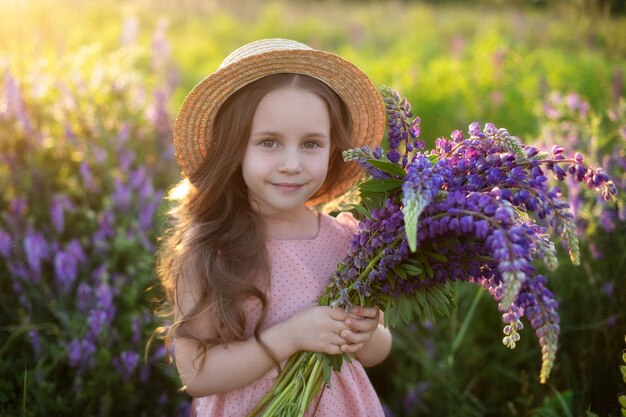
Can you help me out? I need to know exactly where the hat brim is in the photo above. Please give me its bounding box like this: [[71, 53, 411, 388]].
[[174, 48, 385, 197]]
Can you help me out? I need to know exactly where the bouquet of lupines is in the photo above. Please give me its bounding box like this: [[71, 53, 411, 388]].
[[247, 87, 617, 417]]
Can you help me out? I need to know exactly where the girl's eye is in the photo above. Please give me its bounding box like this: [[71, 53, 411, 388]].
[[303, 141, 321, 149], [261, 139, 276, 148]]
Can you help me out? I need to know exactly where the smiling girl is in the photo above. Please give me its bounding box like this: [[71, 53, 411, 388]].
[[157, 39, 391, 416]]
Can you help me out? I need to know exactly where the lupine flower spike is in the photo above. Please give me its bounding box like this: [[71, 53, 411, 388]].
[[249, 87, 616, 416]]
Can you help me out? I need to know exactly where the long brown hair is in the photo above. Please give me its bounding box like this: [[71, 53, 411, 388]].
[[156, 73, 354, 375]]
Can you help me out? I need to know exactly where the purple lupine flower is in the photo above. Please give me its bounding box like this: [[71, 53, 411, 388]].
[[0, 229, 12, 257], [3, 71, 32, 134], [67, 337, 97, 372], [402, 154, 444, 251], [91, 263, 107, 284], [512, 275, 559, 383], [29, 330, 41, 358], [112, 178, 132, 211], [151, 19, 170, 72], [3, 70, 21, 118], [117, 122, 131, 144], [50, 196, 65, 234], [118, 149, 136, 171], [77, 282, 92, 313], [23, 228, 48, 282], [602, 280, 614, 298], [92, 209, 116, 253], [49, 194, 75, 234], [381, 86, 422, 168], [130, 166, 148, 190], [68, 338, 82, 368], [139, 191, 163, 231], [95, 282, 116, 322], [87, 309, 109, 340], [306, 89, 618, 409], [131, 315, 142, 345], [54, 250, 78, 293], [403, 382, 429, 413], [114, 351, 140, 380], [79, 160, 98, 192], [7, 260, 30, 281]]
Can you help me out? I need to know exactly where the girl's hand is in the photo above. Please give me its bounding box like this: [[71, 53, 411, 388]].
[[284, 304, 350, 355], [339, 307, 380, 354]]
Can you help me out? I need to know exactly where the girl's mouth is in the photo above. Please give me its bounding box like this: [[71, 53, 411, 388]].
[[272, 183, 304, 192]]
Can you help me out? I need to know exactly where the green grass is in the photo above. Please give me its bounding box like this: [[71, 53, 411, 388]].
[[1, 0, 624, 141]]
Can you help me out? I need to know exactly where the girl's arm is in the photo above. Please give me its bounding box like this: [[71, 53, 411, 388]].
[[174, 276, 351, 397], [339, 307, 392, 367]]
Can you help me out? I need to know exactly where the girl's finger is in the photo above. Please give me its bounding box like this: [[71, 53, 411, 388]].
[[345, 317, 377, 332], [353, 307, 379, 318], [340, 342, 365, 353], [331, 334, 349, 346], [341, 329, 370, 345], [327, 306, 350, 321]]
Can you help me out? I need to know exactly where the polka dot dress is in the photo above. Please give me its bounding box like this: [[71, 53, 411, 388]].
[[193, 212, 385, 417]]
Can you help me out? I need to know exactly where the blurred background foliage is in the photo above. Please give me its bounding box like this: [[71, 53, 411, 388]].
[[0, 0, 624, 416]]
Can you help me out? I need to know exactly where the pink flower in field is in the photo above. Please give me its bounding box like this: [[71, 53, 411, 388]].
[[120, 16, 140, 46], [450, 35, 466, 57]]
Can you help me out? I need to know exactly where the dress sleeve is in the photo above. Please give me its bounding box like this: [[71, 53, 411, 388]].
[[334, 211, 360, 234]]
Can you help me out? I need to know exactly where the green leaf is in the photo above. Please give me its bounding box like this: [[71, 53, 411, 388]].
[[424, 259, 434, 278], [368, 159, 407, 177], [402, 263, 422, 276], [398, 295, 413, 324], [427, 285, 452, 316], [383, 299, 398, 328], [393, 265, 407, 279], [423, 250, 448, 263], [359, 178, 404, 193], [321, 357, 332, 384], [361, 197, 377, 212], [415, 291, 434, 321], [349, 203, 372, 219]]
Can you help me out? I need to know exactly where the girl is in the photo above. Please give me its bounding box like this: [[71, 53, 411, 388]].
[[157, 39, 392, 416]]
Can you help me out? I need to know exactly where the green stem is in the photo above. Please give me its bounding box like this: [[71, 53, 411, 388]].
[[299, 357, 323, 415], [262, 378, 299, 416], [272, 353, 308, 394], [304, 362, 326, 414], [245, 353, 308, 417], [451, 286, 484, 354], [338, 235, 404, 306]]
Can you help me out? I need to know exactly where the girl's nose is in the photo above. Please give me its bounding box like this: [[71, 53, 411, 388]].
[[278, 148, 303, 174]]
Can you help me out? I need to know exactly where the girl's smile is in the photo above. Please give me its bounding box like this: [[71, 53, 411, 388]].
[[241, 85, 331, 220]]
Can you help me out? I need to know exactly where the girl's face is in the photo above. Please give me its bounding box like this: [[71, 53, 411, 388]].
[[241, 86, 331, 218]]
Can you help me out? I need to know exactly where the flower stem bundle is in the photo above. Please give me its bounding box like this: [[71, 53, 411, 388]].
[[248, 87, 616, 417]]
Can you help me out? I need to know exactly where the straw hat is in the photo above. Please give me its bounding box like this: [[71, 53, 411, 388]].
[[173, 38, 385, 195]]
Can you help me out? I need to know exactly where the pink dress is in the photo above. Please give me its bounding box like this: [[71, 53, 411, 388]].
[[192, 212, 385, 417]]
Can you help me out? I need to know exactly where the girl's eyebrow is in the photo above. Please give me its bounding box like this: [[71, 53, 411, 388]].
[[251, 129, 329, 138]]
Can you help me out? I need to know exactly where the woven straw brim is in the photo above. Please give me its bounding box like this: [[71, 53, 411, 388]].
[[173, 48, 386, 192]]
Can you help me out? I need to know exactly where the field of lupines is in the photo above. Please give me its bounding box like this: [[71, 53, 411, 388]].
[[0, 0, 625, 416]]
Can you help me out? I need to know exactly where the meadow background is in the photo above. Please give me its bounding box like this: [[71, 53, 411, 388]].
[[1, 0, 625, 415]]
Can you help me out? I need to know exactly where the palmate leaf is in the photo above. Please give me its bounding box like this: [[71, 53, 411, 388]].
[[358, 178, 404, 193], [382, 283, 454, 328], [367, 159, 407, 177], [349, 203, 372, 220]]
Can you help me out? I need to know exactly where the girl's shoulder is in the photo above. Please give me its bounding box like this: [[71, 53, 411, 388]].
[[322, 211, 360, 236]]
